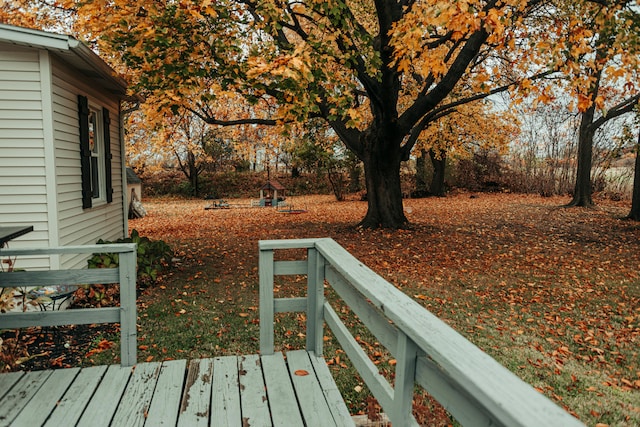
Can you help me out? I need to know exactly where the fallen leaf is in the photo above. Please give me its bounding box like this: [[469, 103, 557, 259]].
[[294, 369, 309, 376]]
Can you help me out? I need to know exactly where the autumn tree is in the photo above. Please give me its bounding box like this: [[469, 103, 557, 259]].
[[554, 1, 640, 207], [413, 100, 517, 196], [629, 121, 640, 220], [0, 1, 73, 31], [284, 120, 356, 200], [165, 111, 216, 197], [127, 102, 241, 197], [60, 0, 583, 228]]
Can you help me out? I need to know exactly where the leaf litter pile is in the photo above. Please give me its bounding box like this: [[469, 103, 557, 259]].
[[4, 193, 639, 425]]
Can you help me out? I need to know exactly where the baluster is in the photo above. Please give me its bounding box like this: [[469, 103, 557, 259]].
[[393, 333, 418, 426], [259, 248, 275, 355]]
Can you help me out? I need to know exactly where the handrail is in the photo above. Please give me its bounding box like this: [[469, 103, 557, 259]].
[[259, 238, 584, 427], [0, 243, 138, 366]]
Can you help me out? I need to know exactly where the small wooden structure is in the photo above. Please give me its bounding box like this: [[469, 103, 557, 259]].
[[259, 180, 285, 206], [125, 167, 142, 206]]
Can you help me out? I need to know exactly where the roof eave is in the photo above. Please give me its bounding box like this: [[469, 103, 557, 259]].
[[0, 24, 128, 97]]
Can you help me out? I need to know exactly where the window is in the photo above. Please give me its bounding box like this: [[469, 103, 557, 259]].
[[88, 109, 103, 199], [78, 95, 113, 209]]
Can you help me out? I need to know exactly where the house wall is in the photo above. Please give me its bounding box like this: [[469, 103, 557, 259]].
[[0, 43, 126, 270], [0, 46, 51, 270], [51, 56, 126, 269]]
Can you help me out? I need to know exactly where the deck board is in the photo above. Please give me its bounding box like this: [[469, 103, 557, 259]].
[[110, 362, 162, 427], [179, 358, 214, 427], [76, 364, 132, 427], [0, 370, 51, 427], [239, 354, 271, 427], [44, 365, 108, 427], [0, 351, 353, 427], [286, 350, 340, 427], [211, 356, 241, 427], [145, 359, 187, 427], [261, 352, 305, 427], [11, 368, 80, 427], [0, 372, 24, 400], [309, 352, 355, 426]]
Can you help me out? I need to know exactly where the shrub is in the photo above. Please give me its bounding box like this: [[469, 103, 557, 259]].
[[88, 229, 173, 287], [75, 230, 172, 308]]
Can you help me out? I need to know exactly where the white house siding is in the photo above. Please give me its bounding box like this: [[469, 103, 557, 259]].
[[51, 57, 125, 269], [0, 46, 51, 270]]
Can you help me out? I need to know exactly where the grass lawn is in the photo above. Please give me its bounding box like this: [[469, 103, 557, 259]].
[[80, 193, 640, 425]]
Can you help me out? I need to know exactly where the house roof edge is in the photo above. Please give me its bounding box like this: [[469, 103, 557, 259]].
[[0, 23, 128, 96]]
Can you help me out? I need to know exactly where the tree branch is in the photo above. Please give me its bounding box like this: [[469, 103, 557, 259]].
[[188, 106, 279, 126], [593, 93, 640, 129]]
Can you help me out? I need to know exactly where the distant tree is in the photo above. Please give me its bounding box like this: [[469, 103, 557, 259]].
[[429, 149, 448, 197], [561, 2, 640, 207], [166, 112, 217, 197], [287, 121, 352, 200], [414, 151, 429, 197], [629, 131, 640, 221], [413, 100, 517, 196]]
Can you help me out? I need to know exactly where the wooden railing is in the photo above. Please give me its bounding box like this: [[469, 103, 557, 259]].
[[0, 244, 138, 366], [259, 238, 585, 427]]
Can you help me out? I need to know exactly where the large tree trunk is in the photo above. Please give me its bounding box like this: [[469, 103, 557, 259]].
[[429, 149, 446, 197], [628, 134, 640, 221], [360, 137, 407, 228], [568, 109, 596, 207]]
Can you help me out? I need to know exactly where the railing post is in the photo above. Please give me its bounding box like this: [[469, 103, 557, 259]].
[[392, 333, 418, 426], [306, 247, 325, 355], [118, 245, 137, 366], [259, 247, 275, 355]]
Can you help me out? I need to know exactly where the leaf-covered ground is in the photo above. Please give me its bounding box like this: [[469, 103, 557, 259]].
[[127, 192, 639, 426]]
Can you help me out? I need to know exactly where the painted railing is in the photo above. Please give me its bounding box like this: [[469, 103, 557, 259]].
[[259, 238, 584, 427], [0, 244, 137, 366]]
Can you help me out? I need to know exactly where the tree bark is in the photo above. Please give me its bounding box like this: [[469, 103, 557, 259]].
[[429, 149, 446, 197], [359, 135, 407, 228], [628, 133, 640, 220], [568, 108, 596, 207]]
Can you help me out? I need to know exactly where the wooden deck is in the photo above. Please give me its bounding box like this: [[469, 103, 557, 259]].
[[0, 350, 354, 427], [1, 239, 586, 427]]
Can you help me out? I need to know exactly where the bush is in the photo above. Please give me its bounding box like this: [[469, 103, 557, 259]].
[[88, 229, 173, 287], [75, 230, 172, 308], [453, 150, 506, 192]]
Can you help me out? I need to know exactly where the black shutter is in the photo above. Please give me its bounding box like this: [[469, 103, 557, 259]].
[[78, 95, 92, 209], [103, 107, 113, 203]]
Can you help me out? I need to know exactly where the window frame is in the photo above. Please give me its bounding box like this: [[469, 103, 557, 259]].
[[78, 95, 113, 209]]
